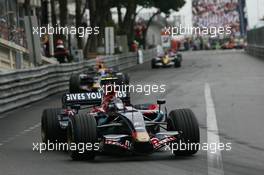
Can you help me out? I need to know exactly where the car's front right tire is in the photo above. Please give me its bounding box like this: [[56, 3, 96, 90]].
[[167, 109, 200, 155]]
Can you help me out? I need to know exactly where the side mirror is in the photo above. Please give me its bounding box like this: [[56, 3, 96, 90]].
[[157, 99, 166, 105]]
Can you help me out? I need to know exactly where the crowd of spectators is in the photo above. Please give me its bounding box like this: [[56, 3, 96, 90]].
[[179, 35, 245, 51], [0, 17, 27, 48], [192, 0, 241, 36]]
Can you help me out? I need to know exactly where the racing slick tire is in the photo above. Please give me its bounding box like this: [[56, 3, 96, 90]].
[[117, 73, 130, 85], [69, 73, 81, 93], [151, 59, 157, 69], [67, 114, 98, 160], [174, 59, 181, 68], [167, 109, 200, 155], [123, 73, 130, 85], [41, 108, 66, 143]]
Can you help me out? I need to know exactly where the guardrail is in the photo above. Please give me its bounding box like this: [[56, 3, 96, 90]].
[[246, 27, 264, 58], [0, 49, 156, 114]]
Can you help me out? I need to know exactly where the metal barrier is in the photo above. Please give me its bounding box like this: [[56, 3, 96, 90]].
[[246, 27, 264, 58], [0, 49, 156, 114]]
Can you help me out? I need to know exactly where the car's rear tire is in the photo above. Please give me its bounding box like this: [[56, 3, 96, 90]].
[[67, 114, 98, 160], [117, 73, 130, 85], [151, 59, 157, 69], [174, 59, 181, 68], [123, 73, 130, 84], [69, 73, 80, 93], [167, 109, 200, 155], [41, 108, 65, 143]]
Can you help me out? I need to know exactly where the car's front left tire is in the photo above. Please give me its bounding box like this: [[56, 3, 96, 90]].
[[41, 108, 66, 143], [69, 73, 81, 93]]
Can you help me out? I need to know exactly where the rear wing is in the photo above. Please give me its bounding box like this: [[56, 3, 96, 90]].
[[62, 91, 129, 106], [62, 92, 102, 106]]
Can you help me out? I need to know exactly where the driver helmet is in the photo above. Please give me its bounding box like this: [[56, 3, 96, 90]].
[[108, 97, 124, 111], [56, 39, 64, 49]]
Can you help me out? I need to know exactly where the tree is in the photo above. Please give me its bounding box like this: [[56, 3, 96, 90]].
[[83, 0, 97, 56], [141, 0, 186, 48], [113, 0, 185, 49], [82, 0, 185, 57], [58, 0, 68, 27], [51, 0, 57, 26], [115, 0, 150, 46], [84, 0, 113, 56], [76, 0, 83, 49]]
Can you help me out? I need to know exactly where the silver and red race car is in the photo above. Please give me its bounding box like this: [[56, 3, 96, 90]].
[[41, 89, 199, 160]]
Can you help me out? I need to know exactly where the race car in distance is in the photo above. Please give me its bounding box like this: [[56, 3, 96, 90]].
[[152, 50, 182, 68], [41, 89, 200, 160], [69, 57, 129, 94], [69, 67, 129, 93], [221, 37, 246, 50]]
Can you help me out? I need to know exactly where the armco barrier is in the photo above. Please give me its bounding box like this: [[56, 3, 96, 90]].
[[245, 45, 264, 58], [246, 27, 264, 58], [0, 49, 156, 114]]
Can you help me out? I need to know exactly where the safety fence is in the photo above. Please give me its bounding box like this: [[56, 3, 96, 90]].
[[246, 27, 264, 58]]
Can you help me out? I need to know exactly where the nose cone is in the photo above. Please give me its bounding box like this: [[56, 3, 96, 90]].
[[134, 132, 150, 142], [133, 132, 153, 154]]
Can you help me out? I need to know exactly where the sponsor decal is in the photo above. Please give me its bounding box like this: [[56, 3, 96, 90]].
[[151, 136, 176, 149], [65, 92, 102, 101], [65, 91, 127, 102], [104, 139, 131, 149]]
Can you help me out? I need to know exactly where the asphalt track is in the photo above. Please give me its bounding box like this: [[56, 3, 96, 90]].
[[1, 50, 264, 175]]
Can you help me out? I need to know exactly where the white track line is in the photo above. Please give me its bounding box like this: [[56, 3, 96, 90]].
[[205, 83, 224, 175]]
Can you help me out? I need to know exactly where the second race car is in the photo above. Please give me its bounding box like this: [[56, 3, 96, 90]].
[[69, 58, 130, 103]]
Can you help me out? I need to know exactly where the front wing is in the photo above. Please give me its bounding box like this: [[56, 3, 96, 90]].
[[98, 131, 181, 153]]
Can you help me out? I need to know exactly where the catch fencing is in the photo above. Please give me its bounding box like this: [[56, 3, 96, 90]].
[[246, 27, 264, 58]]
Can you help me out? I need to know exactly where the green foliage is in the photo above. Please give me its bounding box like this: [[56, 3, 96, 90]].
[[152, 0, 185, 14], [136, 0, 185, 14]]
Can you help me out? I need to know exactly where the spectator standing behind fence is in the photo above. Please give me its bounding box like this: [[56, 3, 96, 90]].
[[54, 39, 69, 63], [41, 34, 50, 57]]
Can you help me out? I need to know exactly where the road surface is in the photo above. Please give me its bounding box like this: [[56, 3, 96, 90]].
[[1, 50, 264, 175]]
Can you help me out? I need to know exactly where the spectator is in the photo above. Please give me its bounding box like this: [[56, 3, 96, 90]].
[[54, 39, 69, 63]]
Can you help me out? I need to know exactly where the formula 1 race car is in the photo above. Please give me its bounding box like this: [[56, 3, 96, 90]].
[[152, 51, 182, 68], [69, 67, 129, 93], [41, 90, 200, 160]]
